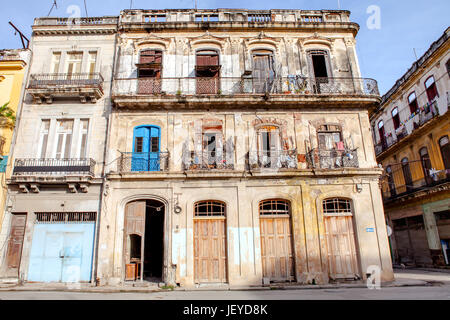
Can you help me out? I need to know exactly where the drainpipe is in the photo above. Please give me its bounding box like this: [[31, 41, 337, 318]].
[[92, 27, 119, 286]]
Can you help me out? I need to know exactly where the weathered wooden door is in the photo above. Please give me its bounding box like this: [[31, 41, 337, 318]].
[[193, 201, 227, 283], [138, 50, 162, 94], [324, 215, 359, 279], [259, 200, 295, 282], [6, 213, 27, 273], [124, 201, 146, 281]]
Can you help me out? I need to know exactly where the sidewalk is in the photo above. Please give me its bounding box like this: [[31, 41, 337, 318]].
[[0, 271, 437, 293]]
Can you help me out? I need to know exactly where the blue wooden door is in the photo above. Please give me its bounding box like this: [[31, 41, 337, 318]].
[[28, 224, 95, 282], [132, 125, 160, 171]]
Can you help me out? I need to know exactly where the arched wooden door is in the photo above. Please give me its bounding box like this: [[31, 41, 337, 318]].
[[124, 201, 145, 281], [259, 199, 295, 282], [323, 198, 360, 280], [193, 201, 227, 283]]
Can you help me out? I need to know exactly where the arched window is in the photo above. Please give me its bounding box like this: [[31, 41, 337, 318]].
[[194, 200, 226, 217], [439, 135, 450, 171], [401, 157, 413, 192], [425, 76, 438, 102], [259, 199, 290, 216], [386, 165, 396, 197], [323, 198, 352, 215], [391, 107, 400, 130], [419, 147, 432, 184], [378, 120, 386, 147], [408, 92, 418, 114]]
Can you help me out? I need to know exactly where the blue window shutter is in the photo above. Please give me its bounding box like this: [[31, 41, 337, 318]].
[[0, 155, 8, 173]]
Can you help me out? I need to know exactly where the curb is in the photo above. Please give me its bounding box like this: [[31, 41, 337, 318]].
[[0, 281, 430, 294]]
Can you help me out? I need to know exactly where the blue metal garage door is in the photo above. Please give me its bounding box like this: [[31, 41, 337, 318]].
[[28, 212, 96, 283]]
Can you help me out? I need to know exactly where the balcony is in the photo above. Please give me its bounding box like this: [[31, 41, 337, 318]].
[[118, 152, 169, 173], [375, 100, 440, 157], [380, 160, 450, 201], [12, 158, 95, 176], [28, 73, 104, 104], [307, 149, 359, 169], [112, 76, 380, 108], [183, 150, 234, 170], [248, 150, 298, 170]]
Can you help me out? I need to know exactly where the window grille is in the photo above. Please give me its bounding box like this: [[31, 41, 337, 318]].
[[322, 198, 352, 215], [259, 199, 290, 216], [36, 212, 96, 223], [194, 201, 226, 217]]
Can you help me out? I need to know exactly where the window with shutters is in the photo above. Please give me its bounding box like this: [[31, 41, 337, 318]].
[[66, 52, 83, 78], [201, 122, 223, 167], [55, 119, 73, 159], [50, 52, 61, 74], [252, 50, 275, 93], [87, 51, 97, 78], [78, 119, 89, 158], [317, 124, 343, 151], [38, 120, 50, 158], [196, 50, 220, 94], [439, 135, 450, 171], [408, 92, 418, 114], [425, 76, 438, 102], [392, 107, 400, 130], [419, 147, 432, 183]]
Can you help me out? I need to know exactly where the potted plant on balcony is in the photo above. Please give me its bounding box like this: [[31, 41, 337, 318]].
[[0, 102, 16, 129]]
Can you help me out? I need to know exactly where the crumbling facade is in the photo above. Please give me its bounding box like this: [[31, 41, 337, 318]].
[[98, 9, 393, 287], [0, 8, 394, 287], [370, 28, 450, 268]]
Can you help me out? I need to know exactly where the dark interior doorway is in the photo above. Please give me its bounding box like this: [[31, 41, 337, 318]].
[[144, 199, 165, 281], [312, 54, 328, 78]]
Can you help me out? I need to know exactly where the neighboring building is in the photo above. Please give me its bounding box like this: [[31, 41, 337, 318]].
[[0, 49, 31, 240], [370, 28, 450, 268], [0, 16, 118, 283], [97, 9, 393, 287]]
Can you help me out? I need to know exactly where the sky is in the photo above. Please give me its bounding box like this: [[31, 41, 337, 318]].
[[0, 0, 448, 94]]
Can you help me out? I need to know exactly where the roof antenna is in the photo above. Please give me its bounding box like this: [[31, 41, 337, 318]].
[[337, 0, 341, 9], [130, 0, 133, 9], [47, 0, 58, 17], [84, 0, 89, 17], [195, 0, 197, 10]]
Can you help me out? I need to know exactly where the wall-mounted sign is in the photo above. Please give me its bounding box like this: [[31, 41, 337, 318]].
[[366, 227, 375, 232]]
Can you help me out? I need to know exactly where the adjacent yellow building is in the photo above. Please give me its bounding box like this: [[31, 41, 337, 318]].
[[0, 49, 31, 230]]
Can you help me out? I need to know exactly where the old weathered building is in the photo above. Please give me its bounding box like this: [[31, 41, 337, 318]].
[[97, 9, 393, 287], [0, 8, 394, 287], [370, 28, 450, 268], [0, 16, 118, 283]]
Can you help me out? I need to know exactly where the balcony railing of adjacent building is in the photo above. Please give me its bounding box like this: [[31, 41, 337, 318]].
[[380, 159, 450, 200], [118, 152, 169, 173], [306, 149, 359, 169], [248, 150, 298, 170], [183, 150, 234, 170], [28, 73, 104, 103], [12, 158, 96, 176], [112, 76, 379, 97], [375, 100, 440, 156]]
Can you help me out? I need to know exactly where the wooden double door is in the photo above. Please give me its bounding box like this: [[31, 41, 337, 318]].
[[193, 217, 227, 283]]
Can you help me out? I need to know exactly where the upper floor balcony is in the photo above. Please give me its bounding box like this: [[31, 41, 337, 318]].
[[118, 152, 170, 173], [10, 158, 96, 192], [248, 150, 298, 170], [112, 76, 380, 108], [28, 73, 104, 104], [306, 148, 359, 169], [374, 100, 440, 157]]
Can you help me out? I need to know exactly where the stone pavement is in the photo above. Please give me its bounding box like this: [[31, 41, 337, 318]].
[[0, 268, 448, 294]]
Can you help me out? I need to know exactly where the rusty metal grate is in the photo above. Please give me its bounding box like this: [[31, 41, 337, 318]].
[[36, 212, 96, 223]]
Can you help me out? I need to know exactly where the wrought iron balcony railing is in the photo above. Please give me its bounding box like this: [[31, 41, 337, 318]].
[[307, 149, 359, 169], [248, 150, 298, 170], [380, 159, 450, 200], [28, 73, 104, 89], [374, 100, 440, 156], [113, 76, 379, 97], [119, 152, 169, 173], [12, 158, 95, 176], [182, 150, 234, 170]]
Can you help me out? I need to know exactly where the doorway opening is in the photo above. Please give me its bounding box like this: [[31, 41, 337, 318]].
[[144, 199, 165, 281], [124, 199, 165, 283]]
